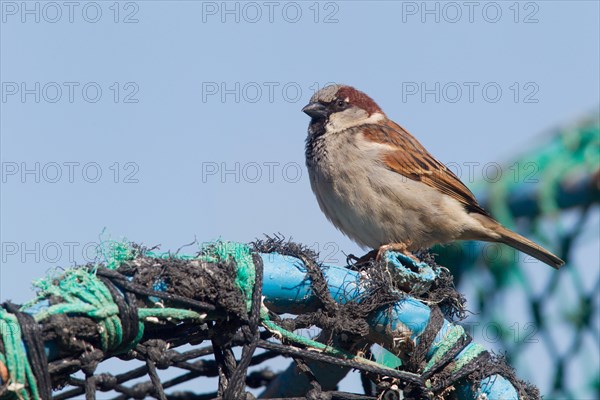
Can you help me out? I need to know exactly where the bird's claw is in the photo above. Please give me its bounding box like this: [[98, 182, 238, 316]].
[[376, 243, 419, 263]]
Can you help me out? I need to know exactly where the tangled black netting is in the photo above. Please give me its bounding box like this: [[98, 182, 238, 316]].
[[0, 237, 540, 400]]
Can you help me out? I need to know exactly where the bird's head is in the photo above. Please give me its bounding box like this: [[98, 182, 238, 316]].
[[302, 85, 386, 134]]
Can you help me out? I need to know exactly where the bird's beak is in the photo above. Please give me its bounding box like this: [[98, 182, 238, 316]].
[[302, 102, 328, 119]]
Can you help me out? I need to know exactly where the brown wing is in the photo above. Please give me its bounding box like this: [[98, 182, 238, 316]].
[[362, 119, 490, 216]]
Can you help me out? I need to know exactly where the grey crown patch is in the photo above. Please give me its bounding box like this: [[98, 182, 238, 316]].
[[310, 84, 346, 103]]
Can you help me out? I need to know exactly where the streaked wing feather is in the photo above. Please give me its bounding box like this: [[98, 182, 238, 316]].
[[363, 119, 490, 216]]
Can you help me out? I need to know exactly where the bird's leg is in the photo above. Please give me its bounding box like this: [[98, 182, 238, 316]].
[[376, 242, 420, 263], [348, 249, 379, 267], [350, 243, 420, 269]]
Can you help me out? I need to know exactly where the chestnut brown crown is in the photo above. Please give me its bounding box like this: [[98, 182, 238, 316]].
[[302, 85, 383, 120]]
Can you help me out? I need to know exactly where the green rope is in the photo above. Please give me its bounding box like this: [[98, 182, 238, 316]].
[[0, 309, 38, 400], [197, 241, 256, 311], [24, 241, 210, 352], [95, 234, 138, 271], [0, 240, 211, 400], [28, 268, 133, 352]]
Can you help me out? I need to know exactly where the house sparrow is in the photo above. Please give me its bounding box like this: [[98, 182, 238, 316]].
[[302, 84, 564, 269]]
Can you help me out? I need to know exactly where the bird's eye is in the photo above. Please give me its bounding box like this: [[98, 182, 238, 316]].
[[336, 99, 346, 108]]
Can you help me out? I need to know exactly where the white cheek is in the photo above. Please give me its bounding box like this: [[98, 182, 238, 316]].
[[326, 111, 385, 133]]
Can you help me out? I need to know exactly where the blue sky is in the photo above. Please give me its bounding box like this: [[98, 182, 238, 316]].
[[1, 1, 599, 397]]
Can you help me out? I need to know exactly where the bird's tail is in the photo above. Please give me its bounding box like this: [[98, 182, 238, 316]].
[[495, 225, 565, 269]]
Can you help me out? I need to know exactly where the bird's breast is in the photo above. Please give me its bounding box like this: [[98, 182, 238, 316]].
[[305, 128, 474, 250]]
